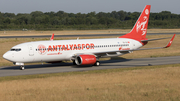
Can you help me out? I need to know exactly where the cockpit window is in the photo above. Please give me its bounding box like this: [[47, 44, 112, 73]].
[[10, 48, 21, 52]]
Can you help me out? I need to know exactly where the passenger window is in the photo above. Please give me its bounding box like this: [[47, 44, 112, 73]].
[[10, 49, 15, 51]]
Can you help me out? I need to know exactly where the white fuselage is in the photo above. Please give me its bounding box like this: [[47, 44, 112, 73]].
[[3, 5, 152, 67], [3, 38, 142, 64]]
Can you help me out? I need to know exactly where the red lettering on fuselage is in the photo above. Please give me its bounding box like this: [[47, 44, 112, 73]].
[[82, 44, 85, 50], [66, 45, 70, 50], [69, 44, 73, 50], [78, 44, 81, 50], [86, 44, 90, 49], [48, 46, 52, 51], [74, 44, 77, 50], [47, 43, 94, 52], [58, 45, 61, 51], [53, 45, 57, 51], [122, 48, 130, 50], [90, 43, 94, 49], [62, 45, 66, 51]]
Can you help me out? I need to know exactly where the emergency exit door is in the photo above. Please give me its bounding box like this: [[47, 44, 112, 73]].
[[28, 44, 34, 56]]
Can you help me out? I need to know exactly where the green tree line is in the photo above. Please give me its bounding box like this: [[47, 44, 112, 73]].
[[0, 10, 180, 30]]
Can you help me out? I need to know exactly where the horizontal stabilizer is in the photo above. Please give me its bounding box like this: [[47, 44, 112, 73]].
[[135, 34, 175, 50], [164, 34, 176, 48], [141, 37, 172, 42]]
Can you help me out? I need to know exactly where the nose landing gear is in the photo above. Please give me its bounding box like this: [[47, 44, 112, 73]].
[[13, 62, 25, 70], [20, 66, 25, 70]]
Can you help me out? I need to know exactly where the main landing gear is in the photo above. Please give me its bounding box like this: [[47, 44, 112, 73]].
[[20, 65, 25, 70], [93, 61, 100, 66]]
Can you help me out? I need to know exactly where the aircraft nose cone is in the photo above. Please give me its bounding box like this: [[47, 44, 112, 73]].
[[3, 52, 12, 61], [3, 53, 8, 59]]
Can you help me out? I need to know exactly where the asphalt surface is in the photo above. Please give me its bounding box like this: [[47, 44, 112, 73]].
[[0, 33, 179, 38], [0, 56, 180, 77]]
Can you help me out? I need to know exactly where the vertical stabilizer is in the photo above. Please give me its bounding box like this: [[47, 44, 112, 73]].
[[120, 5, 151, 41], [50, 33, 54, 41]]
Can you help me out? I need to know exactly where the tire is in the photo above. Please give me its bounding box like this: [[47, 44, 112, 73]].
[[20, 66, 25, 70], [94, 61, 100, 66]]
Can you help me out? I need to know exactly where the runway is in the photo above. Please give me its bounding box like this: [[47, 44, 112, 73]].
[[0, 33, 179, 39], [0, 56, 180, 77]]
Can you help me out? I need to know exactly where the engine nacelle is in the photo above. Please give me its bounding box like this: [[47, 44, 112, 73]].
[[75, 54, 96, 65]]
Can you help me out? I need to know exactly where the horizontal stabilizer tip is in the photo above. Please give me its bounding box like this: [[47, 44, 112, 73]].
[[165, 34, 176, 48]]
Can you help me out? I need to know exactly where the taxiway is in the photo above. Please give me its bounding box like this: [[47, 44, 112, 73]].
[[0, 56, 179, 77]]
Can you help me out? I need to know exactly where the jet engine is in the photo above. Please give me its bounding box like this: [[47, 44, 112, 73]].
[[75, 54, 96, 65]]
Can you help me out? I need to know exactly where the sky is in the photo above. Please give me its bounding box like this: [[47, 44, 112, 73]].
[[0, 0, 179, 14]]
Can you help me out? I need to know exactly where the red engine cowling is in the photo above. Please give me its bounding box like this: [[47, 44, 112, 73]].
[[75, 54, 96, 65]]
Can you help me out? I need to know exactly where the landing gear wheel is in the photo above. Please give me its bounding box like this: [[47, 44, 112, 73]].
[[20, 66, 25, 70], [94, 61, 100, 66]]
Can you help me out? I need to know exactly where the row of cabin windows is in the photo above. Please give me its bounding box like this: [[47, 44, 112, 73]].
[[10, 48, 21, 51], [94, 44, 129, 48], [36, 44, 129, 51]]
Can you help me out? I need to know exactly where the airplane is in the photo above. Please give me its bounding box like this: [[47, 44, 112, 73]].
[[3, 5, 176, 70]]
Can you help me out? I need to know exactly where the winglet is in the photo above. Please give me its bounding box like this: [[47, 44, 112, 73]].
[[165, 34, 176, 48], [50, 33, 54, 41]]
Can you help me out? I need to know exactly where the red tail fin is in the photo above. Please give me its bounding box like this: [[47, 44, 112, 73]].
[[50, 33, 54, 41], [120, 5, 151, 41]]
